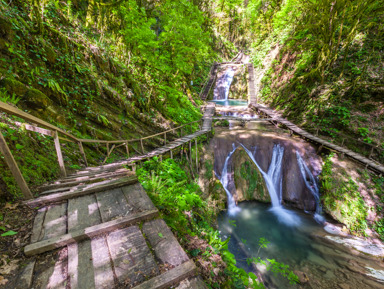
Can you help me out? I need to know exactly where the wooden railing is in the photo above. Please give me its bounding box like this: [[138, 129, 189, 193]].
[[0, 100, 203, 199]]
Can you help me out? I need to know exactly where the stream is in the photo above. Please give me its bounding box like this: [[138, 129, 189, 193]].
[[210, 66, 384, 288]]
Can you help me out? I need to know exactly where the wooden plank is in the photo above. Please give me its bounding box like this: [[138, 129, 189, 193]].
[[96, 187, 134, 222], [143, 219, 189, 267], [14, 260, 36, 289], [0, 132, 33, 199], [26, 176, 138, 207], [68, 194, 101, 232], [24, 209, 158, 256], [53, 131, 67, 178], [121, 183, 156, 212], [133, 260, 197, 289], [40, 171, 130, 191], [107, 226, 159, 285], [40, 203, 67, 241], [33, 248, 68, 289], [30, 207, 47, 243], [91, 236, 115, 288], [68, 240, 96, 289]]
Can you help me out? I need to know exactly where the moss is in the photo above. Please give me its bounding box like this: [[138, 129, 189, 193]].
[[0, 78, 28, 97], [23, 88, 52, 109], [44, 43, 57, 64], [204, 160, 213, 180], [0, 16, 14, 40]]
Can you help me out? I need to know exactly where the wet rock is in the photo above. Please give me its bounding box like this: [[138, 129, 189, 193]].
[[294, 270, 309, 283], [338, 283, 350, 289]]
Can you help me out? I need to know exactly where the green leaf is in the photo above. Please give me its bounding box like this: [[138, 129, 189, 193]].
[[158, 232, 163, 238], [16, 144, 24, 150], [1, 230, 17, 237], [0, 226, 6, 231]]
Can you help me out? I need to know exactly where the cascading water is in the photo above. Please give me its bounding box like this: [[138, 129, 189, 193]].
[[219, 144, 241, 216], [240, 143, 301, 226], [296, 151, 325, 224], [213, 68, 235, 101]]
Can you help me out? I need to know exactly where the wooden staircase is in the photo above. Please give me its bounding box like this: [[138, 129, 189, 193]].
[[12, 167, 207, 289]]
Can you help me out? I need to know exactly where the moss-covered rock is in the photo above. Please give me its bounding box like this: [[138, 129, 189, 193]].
[[44, 43, 57, 64], [0, 78, 28, 96], [23, 88, 52, 109], [233, 148, 270, 203]]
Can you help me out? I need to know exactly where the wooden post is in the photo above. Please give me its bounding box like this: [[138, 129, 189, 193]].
[[189, 141, 192, 165], [125, 141, 130, 158], [369, 146, 374, 159], [164, 132, 167, 145], [78, 141, 88, 167], [195, 139, 198, 173], [0, 132, 33, 199], [170, 149, 173, 159], [140, 139, 144, 154], [341, 138, 345, 147], [180, 127, 183, 137], [160, 155, 162, 162], [53, 131, 67, 177]]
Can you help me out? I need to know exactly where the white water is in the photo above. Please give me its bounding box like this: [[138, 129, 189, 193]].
[[220, 144, 241, 216], [240, 144, 301, 226], [296, 151, 325, 224], [213, 68, 235, 100]]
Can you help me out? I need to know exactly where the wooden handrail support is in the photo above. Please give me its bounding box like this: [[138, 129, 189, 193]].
[[0, 132, 33, 199]]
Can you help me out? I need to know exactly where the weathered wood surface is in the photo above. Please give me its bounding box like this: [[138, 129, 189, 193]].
[[14, 260, 36, 289], [122, 183, 156, 212], [132, 260, 197, 289], [143, 219, 189, 267], [68, 240, 95, 289], [40, 203, 67, 241], [32, 248, 68, 289], [24, 209, 158, 256], [107, 226, 159, 285], [252, 103, 384, 174], [96, 188, 134, 222], [26, 175, 138, 207], [67, 194, 101, 232], [30, 207, 47, 243], [91, 236, 116, 288], [40, 168, 130, 191]]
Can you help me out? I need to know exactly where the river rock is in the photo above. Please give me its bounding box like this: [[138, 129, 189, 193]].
[[338, 283, 350, 289], [294, 270, 309, 283]]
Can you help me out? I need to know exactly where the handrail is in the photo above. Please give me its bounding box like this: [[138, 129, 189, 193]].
[[0, 100, 204, 198]]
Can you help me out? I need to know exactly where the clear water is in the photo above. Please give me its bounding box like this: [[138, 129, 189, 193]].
[[218, 202, 384, 289], [210, 99, 248, 106]]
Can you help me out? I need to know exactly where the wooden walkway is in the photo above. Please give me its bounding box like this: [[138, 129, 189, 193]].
[[246, 61, 384, 174], [16, 171, 207, 289], [199, 64, 218, 100], [12, 105, 217, 288]]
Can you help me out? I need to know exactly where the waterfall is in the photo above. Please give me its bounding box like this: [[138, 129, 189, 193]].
[[296, 152, 325, 224], [220, 144, 240, 216], [241, 143, 301, 226], [213, 68, 235, 101]]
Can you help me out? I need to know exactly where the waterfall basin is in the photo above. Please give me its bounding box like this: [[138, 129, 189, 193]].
[[210, 99, 248, 106], [218, 201, 384, 289]]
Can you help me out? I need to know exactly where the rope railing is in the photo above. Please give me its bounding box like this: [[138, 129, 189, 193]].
[[0, 100, 204, 199]]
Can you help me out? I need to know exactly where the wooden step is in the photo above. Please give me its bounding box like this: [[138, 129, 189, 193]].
[[26, 176, 137, 207], [132, 260, 197, 289], [24, 209, 158, 256]]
